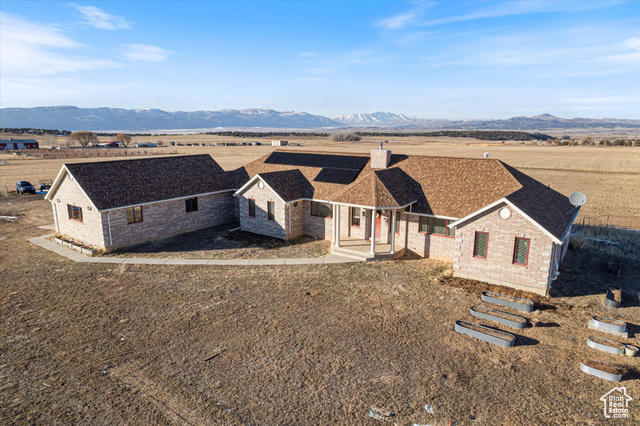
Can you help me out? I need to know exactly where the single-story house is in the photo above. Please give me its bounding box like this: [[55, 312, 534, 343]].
[[0, 138, 39, 150], [45, 155, 236, 251], [47, 149, 580, 295], [271, 140, 288, 146]]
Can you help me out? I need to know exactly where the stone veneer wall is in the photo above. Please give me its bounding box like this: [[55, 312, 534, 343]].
[[453, 202, 554, 295], [106, 191, 236, 250]]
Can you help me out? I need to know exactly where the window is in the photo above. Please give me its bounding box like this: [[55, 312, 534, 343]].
[[395, 212, 401, 233], [513, 238, 530, 266], [127, 206, 143, 224], [248, 198, 256, 217], [311, 201, 332, 218], [419, 216, 454, 237], [185, 197, 198, 213], [419, 216, 429, 233], [267, 201, 275, 221], [473, 232, 489, 258], [351, 207, 360, 227], [67, 204, 83, 223]]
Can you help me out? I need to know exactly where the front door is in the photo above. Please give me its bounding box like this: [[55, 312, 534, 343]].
[[375, 210, 382, 239]]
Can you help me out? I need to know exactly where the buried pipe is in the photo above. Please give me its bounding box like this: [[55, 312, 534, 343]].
[[454, 320, 515, 348], [480, 291, 534, 312], [470, 305, 527, 329]]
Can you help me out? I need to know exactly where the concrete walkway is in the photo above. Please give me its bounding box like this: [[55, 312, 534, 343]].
[[27, 235, 358, 266]]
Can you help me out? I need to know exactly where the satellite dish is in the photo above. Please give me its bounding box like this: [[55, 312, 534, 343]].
[[569, 191, 587, 207]]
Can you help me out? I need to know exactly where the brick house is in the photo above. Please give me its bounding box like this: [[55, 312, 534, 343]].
[[233, 149, 578, 295], [45, 155, 236, 251], [47, 149, 579, 295]]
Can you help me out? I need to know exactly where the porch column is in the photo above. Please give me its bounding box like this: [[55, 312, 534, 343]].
[[389, 210, 396, 254], [370, 209, 376, 254], [335, 205, 341, 247], [331, 205, 336, 244]]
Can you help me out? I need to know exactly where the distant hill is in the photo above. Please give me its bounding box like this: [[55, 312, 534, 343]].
[[0, 106, 341, 131], [0, 106, 638, 132]]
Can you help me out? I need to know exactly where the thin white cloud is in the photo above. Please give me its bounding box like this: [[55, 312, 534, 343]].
[[377, 11, 418, 30], [299, 51, 317, 57], [123, 44, 172, 62], [421, 1, 624, 27], [71, 4, 132, 30], [600, 36, 640, 63], [0, 12, 117, 76]]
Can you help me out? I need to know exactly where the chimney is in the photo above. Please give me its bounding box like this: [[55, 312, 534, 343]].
[[371, 141, 391, 169]]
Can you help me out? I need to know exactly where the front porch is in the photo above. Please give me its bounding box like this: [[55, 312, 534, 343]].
[[331, 236, 405, 261]]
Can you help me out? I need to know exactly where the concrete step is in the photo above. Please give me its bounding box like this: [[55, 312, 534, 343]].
[[331, 245, 402, 262]]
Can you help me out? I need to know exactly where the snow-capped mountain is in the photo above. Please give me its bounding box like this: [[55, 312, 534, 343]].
[[333, 111, 417, 126]]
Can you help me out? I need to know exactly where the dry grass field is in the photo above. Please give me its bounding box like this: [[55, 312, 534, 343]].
[[2, 135, 639, 221], [1, 196, 639, 424]]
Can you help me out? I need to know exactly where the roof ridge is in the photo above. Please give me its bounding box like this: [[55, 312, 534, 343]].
[[64, 154, 210, 167]]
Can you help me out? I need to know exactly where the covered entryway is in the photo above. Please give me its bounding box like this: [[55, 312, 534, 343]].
[[331, 206, 406, 261]]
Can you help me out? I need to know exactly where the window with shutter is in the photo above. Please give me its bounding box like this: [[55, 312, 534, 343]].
[[513, 238, 530, 265], [474, 232, 489, 258]]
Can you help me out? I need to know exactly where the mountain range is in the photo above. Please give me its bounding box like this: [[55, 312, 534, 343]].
[[1, 106, 638, 132]]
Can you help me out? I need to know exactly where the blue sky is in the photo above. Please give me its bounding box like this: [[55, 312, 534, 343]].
[[1, 1, 638, 119]]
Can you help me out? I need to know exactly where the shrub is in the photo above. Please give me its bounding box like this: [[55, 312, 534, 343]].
[[332, 132, 361, 142]]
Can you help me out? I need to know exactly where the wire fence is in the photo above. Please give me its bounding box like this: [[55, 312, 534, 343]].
[[577, 215, 640, 231]]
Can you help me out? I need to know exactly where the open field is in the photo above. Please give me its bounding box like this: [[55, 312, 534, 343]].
[[2, 140, 639, 221], [1, 196, 639, 424]]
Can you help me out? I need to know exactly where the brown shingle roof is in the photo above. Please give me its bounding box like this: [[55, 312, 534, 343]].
[[502, 163, 577, 240], [235, 150, 575, 239], [259, 169, 312, 202], [65, 155, 233, 210]]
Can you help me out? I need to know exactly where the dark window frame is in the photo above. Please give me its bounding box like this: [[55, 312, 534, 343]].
[[67, 204, 83, 223], [185, 197, 198, 213], [395, 212, 401, 234], [248, 198, 256, 217], [473, 231, 489, 259], [310, 201, 332, 218], [267, 201, 275, 221], [350, 207, 360, 227], [126, 206, 143, 224], [513, 237, 531, 266]]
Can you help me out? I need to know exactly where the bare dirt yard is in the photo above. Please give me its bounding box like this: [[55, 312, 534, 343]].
[[108, 225, 330, 259], [1, 196, 639, 424]]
